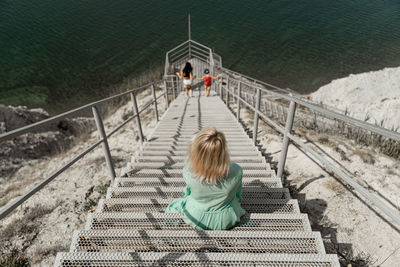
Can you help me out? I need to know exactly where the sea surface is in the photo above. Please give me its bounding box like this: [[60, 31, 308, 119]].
[[1, 0, 400, 113]]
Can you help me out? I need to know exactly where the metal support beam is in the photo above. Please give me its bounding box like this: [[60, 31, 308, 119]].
[[131, 92, 144, 143], [277, 101, 297, 179], [92, 106, 116, 180], [252, 88, 261, 144], [237, 82, 241, 120], [151, 84, 159, 121]]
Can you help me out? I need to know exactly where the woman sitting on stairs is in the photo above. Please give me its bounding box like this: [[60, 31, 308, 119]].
[[166, 127, 247, 230]]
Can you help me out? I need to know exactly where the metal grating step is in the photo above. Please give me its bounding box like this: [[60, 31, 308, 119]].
[[70, 230, 325, 254], [97, 198, 300, 214], [144, 142, 256, 151], [130, 162, 271, 170], [85, 213, 311, 232], [106, 187, 291, 200], [134, 155, 265, 163], [150, 129, 244, 134], [55, 252, 340, 267], [150, 134, 247, 139], [125, 168, 275, 178], [148, 137, 253, 143], [113, 177, 282, 188], [140, 150, 260, 156], [142, 145, 258, 152]]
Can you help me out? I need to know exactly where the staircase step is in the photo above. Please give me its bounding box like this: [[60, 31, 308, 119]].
[[125, 169, 275, 179], [148, 137, 251, 142], [151, 129, 244, 134], [113, 177, 282, 188], [134, 155, 264, 163], [150, 133, 246, 138], [144, 142, 255, 149], [85, 213, 311, 232], [97, 198, 300, 214], [142, 145, 257, 152], [130, 162, 271, 170], [145, 140, 254, 146], [106, 187, 290, 200], [55, 252, 340, 267], [70, 230, 325, 254], [141, 150, 260, 156]]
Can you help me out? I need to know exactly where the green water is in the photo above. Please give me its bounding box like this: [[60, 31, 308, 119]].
[[1, 0, 400, 113]]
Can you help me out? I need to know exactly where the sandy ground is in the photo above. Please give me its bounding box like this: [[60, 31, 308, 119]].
[[311, 67, 400, 132], [0, 88, 166, 266], [233, 101, 400, 267]]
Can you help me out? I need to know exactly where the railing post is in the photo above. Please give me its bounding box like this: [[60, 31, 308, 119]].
[[226, 77, 230, 105], [253, 88, 261, 144], [151, 84, 159, 121], [131, 92, 144, 143], [237, 82, 241, 120], [219, 78, 224, 102], [164, 79, 169, 109], [172, 76, 176, 99], [277, 101, 297, 179], [92, 106, 116, 180]]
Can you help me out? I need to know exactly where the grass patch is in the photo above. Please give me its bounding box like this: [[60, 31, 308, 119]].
[[0, 205, 55, 242], [95, 180, 111, 195], [0, 249, 29, 267], [81, 198, 98, 212]]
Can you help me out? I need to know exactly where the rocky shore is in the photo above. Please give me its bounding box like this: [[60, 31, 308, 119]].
[[0, 105, 94, 178]]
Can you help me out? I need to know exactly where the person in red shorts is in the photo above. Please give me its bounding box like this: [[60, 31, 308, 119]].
[[197, 69, 220, 97]]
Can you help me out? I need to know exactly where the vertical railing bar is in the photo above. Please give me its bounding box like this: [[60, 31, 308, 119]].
[[237, 81, 241, 120], [253, 88, 261, 144], [226, 77, 230, 106], [164, 79, 169, 109], [277, 101, 297, 179], [151, 84, 159, 121], [131, 92, 144, 143], [172, 76, 176, 99], [92, 106, 116, 180], [220, 77, 224, 100]]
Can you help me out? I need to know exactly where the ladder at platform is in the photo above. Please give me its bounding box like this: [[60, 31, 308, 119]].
[[54, 87, 339, 266]]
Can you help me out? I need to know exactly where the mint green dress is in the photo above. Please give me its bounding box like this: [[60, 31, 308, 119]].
[[166, 162, 247, 230]]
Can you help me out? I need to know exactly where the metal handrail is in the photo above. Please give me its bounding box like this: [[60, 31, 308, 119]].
[[219, 78, 400, 226], [0, 81, 159, 143], [164, 39, 399, 141], [219, 74, 400, 142], [0, 81, 166, 220]]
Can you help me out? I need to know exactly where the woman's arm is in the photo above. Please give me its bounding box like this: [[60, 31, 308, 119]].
[[190, 72, 193, 80], [182, 165, 192, 197], [235, 166, 243, 200], [212, 75, 221, 80], [176, 70, 183, 79], [197, 76, 205, 80]]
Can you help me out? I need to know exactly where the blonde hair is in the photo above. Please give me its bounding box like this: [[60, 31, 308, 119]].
[[188, 127, 230, 184]]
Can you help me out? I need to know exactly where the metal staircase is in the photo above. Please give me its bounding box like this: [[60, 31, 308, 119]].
[[54, 90, 340, 266]]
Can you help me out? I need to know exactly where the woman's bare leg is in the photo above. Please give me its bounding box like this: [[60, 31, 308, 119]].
[[184, 87, 188, 97], [204, 88, 208, 97]]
